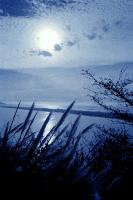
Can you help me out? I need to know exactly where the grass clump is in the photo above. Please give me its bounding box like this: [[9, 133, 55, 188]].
[[0, 101, 93, 199], [0, 101, 132, 200]]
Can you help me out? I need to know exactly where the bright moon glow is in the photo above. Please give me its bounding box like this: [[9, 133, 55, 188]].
[[36, 28, 62, 51]]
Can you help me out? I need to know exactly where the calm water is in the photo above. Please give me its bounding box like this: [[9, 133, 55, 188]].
[[0, 102, 132, 140]]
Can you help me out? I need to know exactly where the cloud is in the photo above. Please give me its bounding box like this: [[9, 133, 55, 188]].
[[30, 0, 77, 9], [66, 25, 71, 31], [66, 40, 78, 47], [53, 39, 79, 52], [0, 9, 4, 14], [45, 0, 76, 8], [0, 0, 80, 17], [100, 20, 110, 34], [0, 0, 95, 17], [30, 50, 52, 57], [102, 24, 110, 33], [54, 44, 63, 51], [84, 33, 97, 40], [0, 0, 33, 17], [114, 20, 123, 28], [84, 20, 111, 41]]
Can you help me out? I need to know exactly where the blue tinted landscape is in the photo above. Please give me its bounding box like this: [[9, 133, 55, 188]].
[[0, 1, 132, 199]]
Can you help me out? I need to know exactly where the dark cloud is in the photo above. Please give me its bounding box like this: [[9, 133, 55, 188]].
[[114, 20, 123, 28], [30, 50, 52, 57], [54, 44, 63, 51], [0, 0, 82, 17], [53, 40, 79, 52], [66, 25, 71, 31], [101, 19, 110, 33], [66, 40, 78, 47], [38, 0, 76, 8], [53, 39, 79, 52], [102, 24, 110, 33], [84, 33, 97, 40], [0, 9, 4, 14], [0, 0, 33, 17], [84, 20, 111, 41]]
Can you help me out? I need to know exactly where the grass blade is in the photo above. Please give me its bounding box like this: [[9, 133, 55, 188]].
[[2, 122, 9, 149], [18, 112, 38, 148], [26, 112, 52, 159], [9, 101, 21, 132], [58, 114, 81, 160], [15, 103, 35, 147], [40, 101, 75, 147]]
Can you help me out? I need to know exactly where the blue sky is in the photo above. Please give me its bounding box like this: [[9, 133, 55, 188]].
[[0, 0, 133, 69]]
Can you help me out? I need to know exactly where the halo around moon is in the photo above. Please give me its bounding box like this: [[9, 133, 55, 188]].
[[36, 28, 62, 51]]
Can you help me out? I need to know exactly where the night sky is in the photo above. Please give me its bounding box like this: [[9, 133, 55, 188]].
[[0, 0, 133, 69]]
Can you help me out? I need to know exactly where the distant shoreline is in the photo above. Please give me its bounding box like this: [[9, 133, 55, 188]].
[[0, 104, 122, 120]]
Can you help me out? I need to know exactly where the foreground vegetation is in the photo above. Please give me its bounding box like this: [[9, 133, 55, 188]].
[[0, 70, 133, 199]]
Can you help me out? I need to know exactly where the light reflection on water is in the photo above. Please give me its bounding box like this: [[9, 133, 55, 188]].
[[40, 114, 56, 144], [0, 102, 132, 140]]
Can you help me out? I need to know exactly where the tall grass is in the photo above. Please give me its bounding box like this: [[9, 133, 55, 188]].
[[0, 102, 132, 200], [0, 102, 93, 199]]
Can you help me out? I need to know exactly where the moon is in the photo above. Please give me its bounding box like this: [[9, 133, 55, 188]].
[[36, 28, 62, 51]]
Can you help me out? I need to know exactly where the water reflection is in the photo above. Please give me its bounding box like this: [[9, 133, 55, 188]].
[[0, 103, 132, 142]]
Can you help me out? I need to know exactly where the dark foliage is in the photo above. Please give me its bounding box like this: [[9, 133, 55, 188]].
[[89, 127, 133, 200], [82, 68, 133, 199], [82, 69, 133, 124]]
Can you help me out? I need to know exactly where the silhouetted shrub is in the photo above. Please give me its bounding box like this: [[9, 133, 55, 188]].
[[89, 126, 133, 200], [82, 69, 133, 124]]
